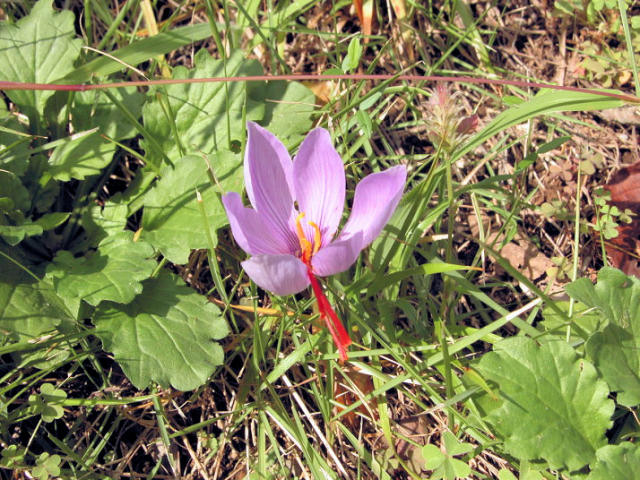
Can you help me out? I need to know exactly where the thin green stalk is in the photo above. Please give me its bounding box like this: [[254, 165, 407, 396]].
[[196, 189, 229, 304], [150, 384, 176, 472], [617, 0, 640, 96], [96, 0, 139, 51], [204, 0, 225, 56], [439, 142, 456, 427], [84, 0, 93, 46], [568, 161, 582, 341]]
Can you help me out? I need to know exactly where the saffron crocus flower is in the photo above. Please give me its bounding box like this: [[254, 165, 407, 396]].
[[222, 122, 407, 362]]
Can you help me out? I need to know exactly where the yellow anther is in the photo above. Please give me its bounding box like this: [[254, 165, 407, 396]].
[[295, 212, 312, 263], [309, 221, 322, 256]]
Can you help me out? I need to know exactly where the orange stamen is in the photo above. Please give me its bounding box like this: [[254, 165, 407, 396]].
[[295, 213, 323, 264], [295, 212, 312, 263], [309, 221, 322, 256]]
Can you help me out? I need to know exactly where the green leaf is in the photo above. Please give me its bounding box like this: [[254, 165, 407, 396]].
[[80, 201, 129, 248], [94, 271, 229, 390], [0, 103, 32, 176], [71, 88, 144, 140], [46, 129, 117, 181], [442, 431, 473, 457], [588, 443, 640, 480], [422, 433, 473, 480], [539, 300, 602, 341], [0, 170, 30, 212], [0, 251, 71, 341], [47, 231, 156, 306], [28, 383, 67, 422], [34, 212, 70, 231], [31, 453, 61, 480], [566, 267, 639, 327], [341, 37, 363, 73], [254, 81, 315, 147], [587, 325, 640, 406], [141, 154, 239, 264], [566, 268, 640, 405], [1, 212, 71, 245], [475, 336, 614, 470], [0, 217, 43, 246], [141, 49, 261, 165], [0, 445, 26, 469], [0, 0, 82, 120]]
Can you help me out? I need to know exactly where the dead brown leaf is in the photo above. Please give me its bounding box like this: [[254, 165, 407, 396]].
[[603, 160, 640, 277], [334, 365, 376, 428]]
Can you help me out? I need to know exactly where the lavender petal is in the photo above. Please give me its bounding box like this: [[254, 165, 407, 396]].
[[293, 128, 345, 246], [242, 254, 310, 295], [339, 165, 407, 247], [311, 232, 364, 277], [244, 121, 298, 251], [222, 192, 292, 255]]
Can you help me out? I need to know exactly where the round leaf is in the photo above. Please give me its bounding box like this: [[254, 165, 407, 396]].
[[47, 231, 155, 306], [475, 337, 614, 471], [94, 271, 229, 390]]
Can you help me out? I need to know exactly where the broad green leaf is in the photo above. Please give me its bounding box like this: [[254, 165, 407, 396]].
[[475, 337, 613, 471], [0, 252, 71, 341], [0, 0, 82, 120], [588, 443, 640, 480], [46, 130, 117, 182], [47, 231, 155, 306], [0, 217, 43, 246], [94, 271, 228, 390], [539, 300, 602, 341], [0, 212, 71, 246], [141, 154, 241, 265], [254, 81, 315, 147], [0, 102, 32, 176], [566, 267, 639, 328], [141, 49, 261, 165], [80, 201, 129, 248], [0, 170, 30, 212], [71, 88, 144, 140], [587, 325, 640, 406], [34, 212, 70, 231], [0, 445, 26, 469], [566, 268, 640, 406]]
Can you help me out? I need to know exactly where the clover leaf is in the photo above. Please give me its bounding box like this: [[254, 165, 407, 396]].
[[28, 383, 67, 422], [32, 453, 61, 480], [421, 431, 473, 480]]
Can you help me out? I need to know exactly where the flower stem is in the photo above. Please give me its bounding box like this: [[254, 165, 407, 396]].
[[306, 270, 352, 362]]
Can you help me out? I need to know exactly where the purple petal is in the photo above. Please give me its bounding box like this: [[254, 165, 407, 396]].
[[242, 254, 310, 295], [293, 128, 345, 246], [339, 165, 407, 247], [244, 122, 298, 251], [222, 192, 292, 255], [311, 232, 364, 277]]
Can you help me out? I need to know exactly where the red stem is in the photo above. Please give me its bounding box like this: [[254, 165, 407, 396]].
[[0, 74, 637, 103], [306, 269, 352, 363]]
